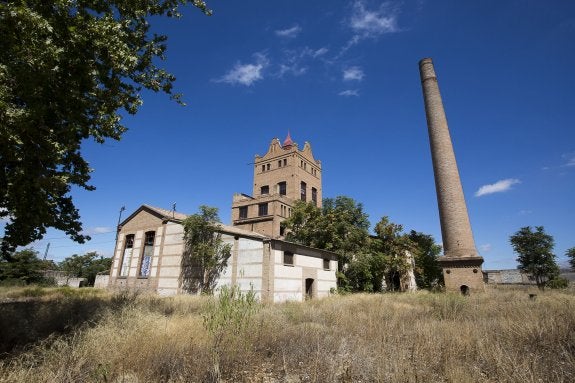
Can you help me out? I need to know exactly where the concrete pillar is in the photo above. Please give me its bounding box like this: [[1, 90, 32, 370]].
[[419, 58, 484, 292]]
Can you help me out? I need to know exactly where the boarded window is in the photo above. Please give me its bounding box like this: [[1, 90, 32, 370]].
[[139, 231, 155, 277], [239, 206, 248, 219], [120, 234, 134, 277], [278, 181, 287, 196], [258, 203, 268, 216], [283, 251, 294, 265]]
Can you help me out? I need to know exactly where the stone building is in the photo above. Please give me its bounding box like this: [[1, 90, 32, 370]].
[[106, 136, 337, 302], [231, 133, 322, 238]]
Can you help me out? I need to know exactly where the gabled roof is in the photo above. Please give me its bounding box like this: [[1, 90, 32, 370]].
[[119, 204, 188, 227]]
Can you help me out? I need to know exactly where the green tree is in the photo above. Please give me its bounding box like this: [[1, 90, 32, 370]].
[[567, 247, 575, 271], [370, 217, 415, 291], [0, 248, 54, 285], [181, 206, 232, 294], [510, 226, 559, 290], [282, 196, 370, 270], [0, 0, 211, 254], [408, 230, 443, 289], [59, 251, 112, 286]]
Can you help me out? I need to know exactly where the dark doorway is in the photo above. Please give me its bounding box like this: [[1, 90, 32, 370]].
[[305, 278, 314, 300], [460, 285, 470, 296]]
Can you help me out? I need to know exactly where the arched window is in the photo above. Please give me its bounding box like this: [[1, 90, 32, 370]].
[[139, 231, 155, 277], [120, 234, 134, 277]]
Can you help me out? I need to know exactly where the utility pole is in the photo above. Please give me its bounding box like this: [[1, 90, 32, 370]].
[[116, 206, 126, 242], [43, 242, 50, 261]]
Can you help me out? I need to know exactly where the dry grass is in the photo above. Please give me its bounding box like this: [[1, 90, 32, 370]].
[[1, 287, 574, 382]]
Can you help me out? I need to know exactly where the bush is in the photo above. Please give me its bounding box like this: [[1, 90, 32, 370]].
[[546, 277, 569, 289]]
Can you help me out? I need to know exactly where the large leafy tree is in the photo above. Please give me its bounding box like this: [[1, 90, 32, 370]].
[[59, 251, 112, 286], [0, 0, 211, 254], [0, 248, 54, 285], [282, 196, 370, 270], [181, 206, 232, 295], [408, 230, 443, 289], [567, 247, 575, 271], [510, 226, 559, 290]]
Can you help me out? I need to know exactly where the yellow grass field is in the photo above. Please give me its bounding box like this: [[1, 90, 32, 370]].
[[1, 286, 574, 382]]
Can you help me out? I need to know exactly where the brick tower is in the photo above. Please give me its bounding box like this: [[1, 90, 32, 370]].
[[419, 58, 484, 293], [231, 133, 322, 238]]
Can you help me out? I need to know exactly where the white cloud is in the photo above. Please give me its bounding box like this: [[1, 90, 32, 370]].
[[338, 89, 359, 97], [275, 25, 302, 38], [311, 47, 329, 57], [350, 1, 399, 37], [81, 226, 114, 236], [343, 66, 364, 81], [278, 64, 307, 77], [475, 178, 521, 197], [216, 53, 269, 86], [479, 243, 492, 253], [562, 152, 575, 167]]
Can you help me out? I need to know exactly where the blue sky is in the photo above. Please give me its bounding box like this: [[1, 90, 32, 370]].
[[7, 0, 575, 269]]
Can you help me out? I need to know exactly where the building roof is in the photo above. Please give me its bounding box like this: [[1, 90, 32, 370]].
[[282, 131, 294, 148]]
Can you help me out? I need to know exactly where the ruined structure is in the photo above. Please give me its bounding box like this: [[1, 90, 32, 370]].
[[231, 133, 322, 238], [106, 136, 337, 302], [419, 58, 484, 293]]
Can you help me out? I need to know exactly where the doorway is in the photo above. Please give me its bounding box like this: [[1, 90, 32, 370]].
[[305, 278, 314, 300]]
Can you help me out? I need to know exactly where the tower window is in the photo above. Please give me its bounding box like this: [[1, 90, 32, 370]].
[[312, 187, 317, 206], [283, 158, 287, 166], [239, 206, 248, 219], [300, 181, 307, 201], [278, 181, 286, 196], [266, 163, 270, 171], [258, 203, 268, 216], [261, 165, 265, 172], [278, 160, 282, 167], [261, 185, 269, 195]]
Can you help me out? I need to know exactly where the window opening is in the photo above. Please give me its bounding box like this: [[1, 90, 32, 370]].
[[120, 234, 134, 277], [258, 203, 268, 216], [239, 206, 248, 219], [139, 231, 154, 277]]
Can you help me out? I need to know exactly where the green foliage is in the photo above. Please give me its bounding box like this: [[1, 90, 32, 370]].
[[58, 251, 112, 286], [282, 196, 370, 269], [0, 248, 54, 285], [546, 277, 569, 289], [409, 230, 443, 289], [181, 206, 232, 294], [202, 284, 258, 382], [566, 247, 575, 271], [0, 1, 211, 254], [510, 226, 559, 290]]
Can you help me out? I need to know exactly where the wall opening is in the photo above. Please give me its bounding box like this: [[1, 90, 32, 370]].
[[305, 278, 314, 300], [460, 285, 470, 296]]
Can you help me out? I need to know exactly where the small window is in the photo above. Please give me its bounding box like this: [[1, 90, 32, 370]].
[[261, 185, 269, 195], [239, 206, 248, 219], [278, 160, 282, 167], [278, 181, 286, 196], [304, 162, 307, 170], [262, 165, 265, 172], [283, 158, 287, 166], [283, 251, 294, 265], [258, 203, 268, 216], [300, 181, 306, 201], [300, 160, 303, 167], [323, 259, 330, 270], [266, 163, 270, 171], [311, 187, 317, 206], [280, 225, 285, 236]]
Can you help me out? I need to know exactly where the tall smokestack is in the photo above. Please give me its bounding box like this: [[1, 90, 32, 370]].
[[419, 58, 484, 293]]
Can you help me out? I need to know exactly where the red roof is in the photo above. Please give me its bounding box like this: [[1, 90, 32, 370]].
[[282, 131, 293, 148]]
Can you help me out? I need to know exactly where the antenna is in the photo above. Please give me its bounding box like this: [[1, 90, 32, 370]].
[[115, 206, 126, 242]]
